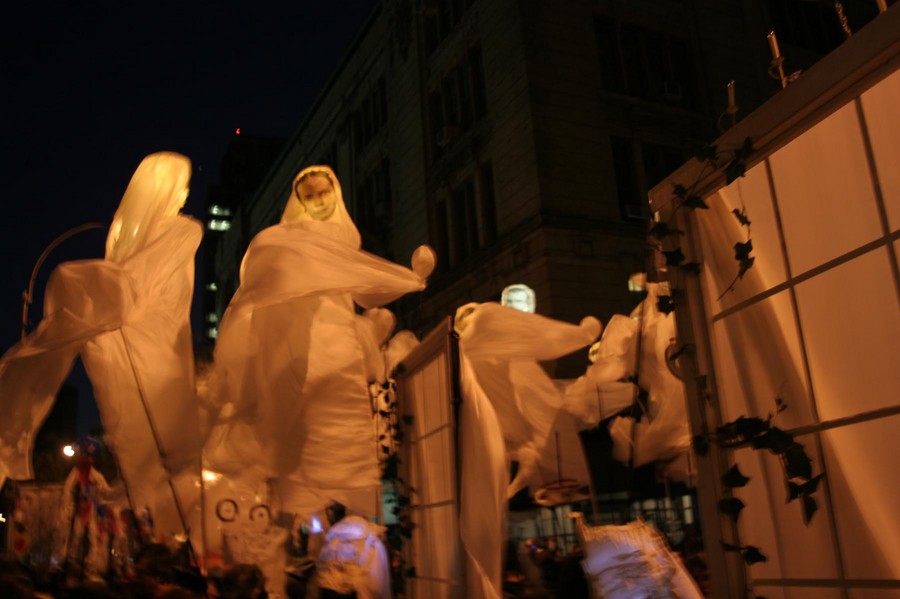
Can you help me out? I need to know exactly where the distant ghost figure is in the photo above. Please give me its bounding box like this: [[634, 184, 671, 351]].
[[0, 152, 203, 541], [501, 283, 536, 313]]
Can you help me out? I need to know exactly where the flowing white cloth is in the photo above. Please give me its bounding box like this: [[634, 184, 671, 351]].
[[456, 303, 600, 599], [564, 315, 641, 429], [606, 283, 694, 481], [562, 282, 694, 482], [204, 165, 433, 520], [0, 152, 203, 538]]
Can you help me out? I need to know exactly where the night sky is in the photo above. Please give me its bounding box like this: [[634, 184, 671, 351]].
[[1, 1, 378, 433]]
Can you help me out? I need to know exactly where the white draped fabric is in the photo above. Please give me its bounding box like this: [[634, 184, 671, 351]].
[[608, 283, 693, 481], [563, 314, 640, 429], [683, 80, 900, 579], [563, 283, 694, 482], [203, 165, 433, 521], [0, 152, 203, 538], [456, 303, 600, 599]]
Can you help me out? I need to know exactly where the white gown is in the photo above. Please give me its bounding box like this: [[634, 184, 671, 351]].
[[455, 302, 600, 599], [203, 165, 434, 520], [0, 152, 203, 539]]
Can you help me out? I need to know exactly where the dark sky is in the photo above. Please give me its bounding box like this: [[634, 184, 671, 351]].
[[1, 1, 378, 433]]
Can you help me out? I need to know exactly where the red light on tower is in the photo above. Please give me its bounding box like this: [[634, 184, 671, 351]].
[[235, 128, 241, 135]]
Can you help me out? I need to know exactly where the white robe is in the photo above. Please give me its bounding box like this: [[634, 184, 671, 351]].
[[456, 303, 600, 599], [0, 152, 203, 539], [204, 165, 433, 520]]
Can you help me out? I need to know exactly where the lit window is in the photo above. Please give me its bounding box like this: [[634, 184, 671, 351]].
[[209, 205, 232, 217], [207, 312, 219, 323], [206, 282, 218, 291], [207, 219, 232, 231], [207, 327, 218, 339]]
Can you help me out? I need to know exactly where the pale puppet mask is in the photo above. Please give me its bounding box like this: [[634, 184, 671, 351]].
[[500, 284, 536, 314], [281, 165, 361, 248]]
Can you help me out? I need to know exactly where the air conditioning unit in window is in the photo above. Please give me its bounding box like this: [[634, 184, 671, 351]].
[[437, 125, 461, 148], [659, 81, 683, 103]]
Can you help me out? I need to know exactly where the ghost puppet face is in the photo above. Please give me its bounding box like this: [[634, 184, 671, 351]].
[[295, 171, 338, 221]]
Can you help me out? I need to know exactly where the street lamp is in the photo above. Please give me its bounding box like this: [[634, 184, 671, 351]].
[[62, 445, 75, 458]]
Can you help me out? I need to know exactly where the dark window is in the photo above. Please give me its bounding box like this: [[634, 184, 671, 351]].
[[593, 16, 701, 111], [434, 198, 450, 269], [318, 142, 338, 170], [642, 142, 685, 190], [595, 17, 624, 93], [356, 158, 394, 258], [428, 45, 488, 159], [451, 180, 478, 263], [766, 0, 845, 55], [432, 162, 495, 270], [353, 75, 389, 156], [611, 136, 642, 220], [479, 163, 497, 243], [469, 45, 487, 119], [423, 0, 475, 56], [612, 136, 686, 221]]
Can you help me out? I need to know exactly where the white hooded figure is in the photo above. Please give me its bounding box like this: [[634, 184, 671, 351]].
[[0, 152, 203, 540], [562, 314, 642, 429], [454, 302, 600, 599], [204, 165, 434, 522], [565, 280, 694, 482]]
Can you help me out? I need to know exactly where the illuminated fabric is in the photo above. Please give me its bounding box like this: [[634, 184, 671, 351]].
[[456, 303, 599, 599], [563, 283, 694, 482], [204, 165, 433, 520], [0, 152, 202, 539], [606, 283, 694, 481]]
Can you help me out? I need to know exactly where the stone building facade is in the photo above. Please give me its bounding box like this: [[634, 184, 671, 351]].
[[206, 0, 843, 373]]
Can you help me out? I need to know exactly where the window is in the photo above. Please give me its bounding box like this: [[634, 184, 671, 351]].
[[355, 158, 393, 258], [611, 136, 685, 220], [209, 205, 232, 217], [207, 219, 231, 231], [318, 142, 338, 170], [642, 142, 685, 190], [766, 0, 845, 56], [428, 45, 487, 159], [451, 179, 478, 263], [352, 75, 388, 157], [594, 16, 701, 111], [479, 162, 497, 244], [433, 162, 496, 270], [422, 0, 476, 56], [611, 136, 642, 220]]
